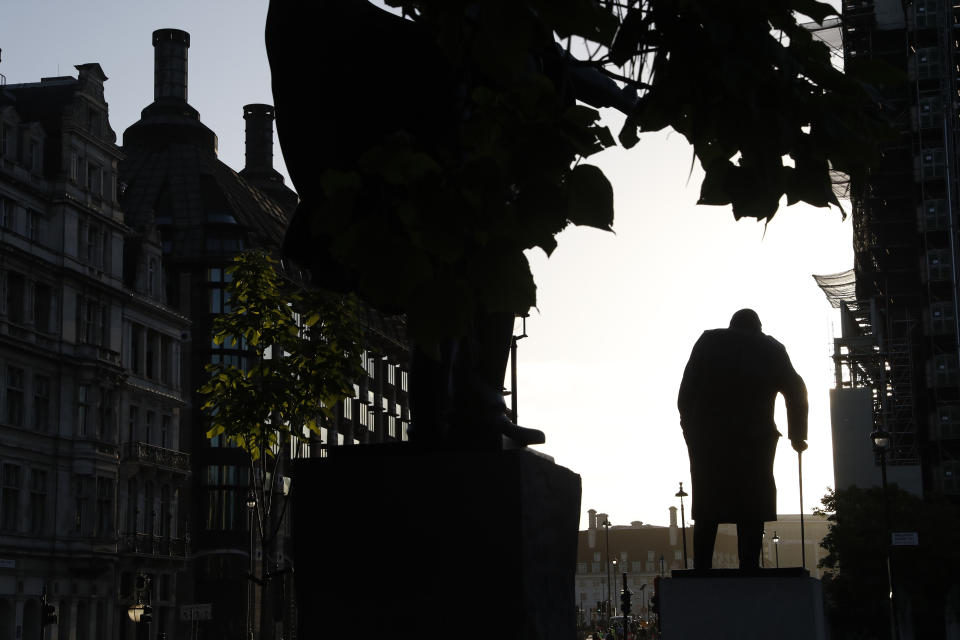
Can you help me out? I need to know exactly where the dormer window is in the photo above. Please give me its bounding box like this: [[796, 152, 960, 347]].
[[147, 258, 157, 296], [88, 108, 101, 136], [24, 139, 38, 172]]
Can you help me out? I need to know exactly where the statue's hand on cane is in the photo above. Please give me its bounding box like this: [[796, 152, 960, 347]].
[[791, 438, 808, 453]]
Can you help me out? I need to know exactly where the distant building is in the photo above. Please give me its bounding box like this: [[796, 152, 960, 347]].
[[577, 509, 830, 625]]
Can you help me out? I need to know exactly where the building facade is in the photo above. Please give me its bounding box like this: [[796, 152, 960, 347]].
[[0, 63, 190, 640], [576, 508, 829, 628], [0, 26, 413, 640], [117, 29, 412, 640], [828, 0, 960, 500]]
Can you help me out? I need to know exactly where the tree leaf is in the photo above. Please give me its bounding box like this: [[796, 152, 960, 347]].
[[566, 164, 614, 231]]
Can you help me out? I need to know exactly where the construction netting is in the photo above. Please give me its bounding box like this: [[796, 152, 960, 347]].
[[812, 269, 856, 308]]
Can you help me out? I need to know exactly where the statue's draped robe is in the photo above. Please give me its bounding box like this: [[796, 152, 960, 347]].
[[677, 328, 807, 522], [266, 0, 457, 298]]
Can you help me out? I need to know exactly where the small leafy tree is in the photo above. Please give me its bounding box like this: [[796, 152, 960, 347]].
[[815, 486, 960, 639], [198, 249, 365, 630]]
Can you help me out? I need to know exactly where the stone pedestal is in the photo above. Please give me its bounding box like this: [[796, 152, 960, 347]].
[[291, 445, 581, 639], [660, 569, 827, 640]]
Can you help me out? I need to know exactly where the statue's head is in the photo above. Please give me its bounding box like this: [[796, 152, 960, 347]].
[[729, 308, 762, 333]]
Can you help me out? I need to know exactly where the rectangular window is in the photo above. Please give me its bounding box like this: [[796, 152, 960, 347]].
[[77, 384, 90, 437], [161, 415, 170, 449], [96, 477, 113, 537], [1, 464, 22, 531], [32, 282, 53, 332], [6, 366, 24, 426], [27, 210, 46, 243], [30, 140, 40, 171], [128, 405, 138, 444], [87, 162, 101, 195], [204, 465, 247, 531], [0, 198, 9, 229], [126, 478, 138, 533], [70, 151, 79, 182], [0, 125, 8, 156], [33, 375, 50, 432], [29, 469, 46, 533], [97, 388, 111, 441], [145, 411, 154, 445], [73, 476, 87, 533], [81, 222, 100, 266], [78, 298, 106, 346], [160, 335, 173, 385], [146, 331, 157, 379], [130, 323, 143, 374], [101, 229, 110, 271], [6, 271, 25, 324]]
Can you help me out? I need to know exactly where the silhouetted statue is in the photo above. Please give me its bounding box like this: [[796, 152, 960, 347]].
[[264, 1, 633, 449], [678, 309, 808, 569]]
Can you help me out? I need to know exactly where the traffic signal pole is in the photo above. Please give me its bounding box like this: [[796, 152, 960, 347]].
[[41, 585, 57, 638]]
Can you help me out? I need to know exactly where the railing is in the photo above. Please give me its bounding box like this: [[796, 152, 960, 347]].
[[122, 442, 191, 472], [120, 532, 189, 557]]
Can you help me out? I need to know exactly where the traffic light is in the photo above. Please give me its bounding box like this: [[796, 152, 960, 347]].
[[141, 605, 153, 624], [620, 589, 631, 617], [42, 602, 57, 627]]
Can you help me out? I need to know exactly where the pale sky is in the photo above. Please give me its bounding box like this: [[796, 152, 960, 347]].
[[2, 1, 852, 529]]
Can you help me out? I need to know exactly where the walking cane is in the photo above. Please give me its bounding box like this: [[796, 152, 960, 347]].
[[798, 449, 806, 571]]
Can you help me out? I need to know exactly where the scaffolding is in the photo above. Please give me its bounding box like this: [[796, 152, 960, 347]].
[[837, 0, 960, 492]]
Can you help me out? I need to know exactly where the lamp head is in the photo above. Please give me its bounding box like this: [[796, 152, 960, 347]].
[[870, 428, 891, 452]]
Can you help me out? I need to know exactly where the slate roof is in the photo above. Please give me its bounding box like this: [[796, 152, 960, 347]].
[[119, 100, 291, 262]]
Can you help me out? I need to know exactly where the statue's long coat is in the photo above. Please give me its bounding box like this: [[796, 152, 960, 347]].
[[677, 327, 807, 522]]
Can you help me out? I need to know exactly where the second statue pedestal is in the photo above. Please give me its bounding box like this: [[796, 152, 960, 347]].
[[660, 568, 827, 639]]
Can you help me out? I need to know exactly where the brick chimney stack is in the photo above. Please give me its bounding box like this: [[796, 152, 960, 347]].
[[243, 104, 276, 174], [153, 29, 190, 102]]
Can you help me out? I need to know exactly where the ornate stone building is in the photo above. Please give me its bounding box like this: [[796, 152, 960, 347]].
[[0, 63, 189, 640]]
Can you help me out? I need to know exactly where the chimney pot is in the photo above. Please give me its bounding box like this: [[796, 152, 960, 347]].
[[153, 29, 190, 102]]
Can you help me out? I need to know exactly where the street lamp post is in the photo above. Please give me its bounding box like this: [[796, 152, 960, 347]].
[[772, 531, 780, 568], [675, 482, 689, 569], [246, 490, 257, 640], [602, 519, 612, 627], [611, 559, 618, 617], [871, 427, 900, 640], [761, 530, 766, 568]]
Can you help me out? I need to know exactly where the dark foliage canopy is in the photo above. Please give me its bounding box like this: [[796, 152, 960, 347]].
[[816, 486, 960, 639], [271, 0, 887, 344]]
